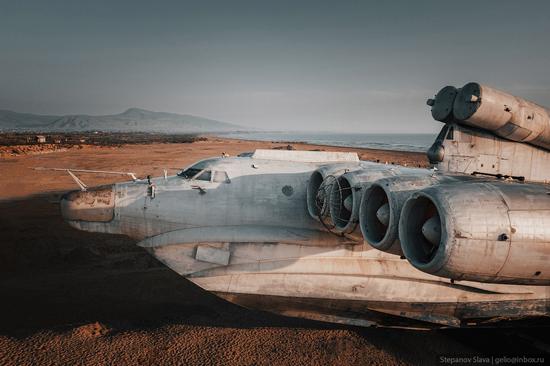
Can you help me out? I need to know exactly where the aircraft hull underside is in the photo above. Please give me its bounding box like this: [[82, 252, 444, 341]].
[[141, 240, 550, 328], [215, 293, 549, 328]]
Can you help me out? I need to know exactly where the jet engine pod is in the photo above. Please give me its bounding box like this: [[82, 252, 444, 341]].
[[328, 166, 417, 235], [452, 82, 550, 148], [359, 174, 451, 255], [399, 181, 550, 285], [306, 162, 364, 223], [453, 82, 514, 124]]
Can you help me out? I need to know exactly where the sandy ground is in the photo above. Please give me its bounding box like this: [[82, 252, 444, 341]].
[[0, 138, 547, 365]]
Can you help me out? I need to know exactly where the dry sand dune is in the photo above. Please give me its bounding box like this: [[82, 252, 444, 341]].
[[0, 138, 547, 365]]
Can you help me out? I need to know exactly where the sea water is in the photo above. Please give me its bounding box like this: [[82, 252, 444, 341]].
[[219, 131, 436, 153]]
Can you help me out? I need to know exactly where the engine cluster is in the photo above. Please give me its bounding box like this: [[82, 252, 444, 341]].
[[305, 82, 550, 286], [307, 165, 550, 285], [429, 82, 550, 150]]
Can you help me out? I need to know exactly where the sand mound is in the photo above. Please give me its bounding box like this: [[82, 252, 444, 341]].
[[0, 144, 72, 156], [73, 322, 111, 338]]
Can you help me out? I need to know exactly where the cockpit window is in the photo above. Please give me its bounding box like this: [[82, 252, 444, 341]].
[[178, 158, 217, 179], [195, 170, 212, 182], [177, 159, 230, 183], [213, 171, 230, 183], [178, 168, 202, 179]]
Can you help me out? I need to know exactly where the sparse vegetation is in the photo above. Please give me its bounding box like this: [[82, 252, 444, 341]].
[[0, 132, 207, 147]]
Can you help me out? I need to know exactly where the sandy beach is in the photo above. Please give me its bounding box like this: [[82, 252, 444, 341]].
[[0, 137, 546, 365]]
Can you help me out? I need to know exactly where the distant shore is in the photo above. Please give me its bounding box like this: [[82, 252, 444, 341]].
[[214, 131, 435, 153], [1, 132, 430, 169], [210, 136, 430, 168]]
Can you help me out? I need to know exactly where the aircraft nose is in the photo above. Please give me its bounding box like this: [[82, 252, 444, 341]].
[[60, 185, 115, 222]]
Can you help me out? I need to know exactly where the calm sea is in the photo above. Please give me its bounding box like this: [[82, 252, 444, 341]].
[[219, 131, 436, 153]]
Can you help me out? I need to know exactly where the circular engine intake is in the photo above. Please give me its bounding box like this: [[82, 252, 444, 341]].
[[399, 181, 550, 285], [360, 182, 399, 254], [307, 170, 331, 222], [306, 163, 363, 224], [329, 175, 354, 232], [400, 194, 441, 265], [359, 174, 458, 255], [328, 166, 420, 235]]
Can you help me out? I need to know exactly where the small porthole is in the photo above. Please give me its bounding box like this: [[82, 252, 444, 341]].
[[282, 185, 294, 196], [534, 271, 541, 276]]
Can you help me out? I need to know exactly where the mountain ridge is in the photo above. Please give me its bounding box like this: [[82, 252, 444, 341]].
[[0, 108, 245, 133]]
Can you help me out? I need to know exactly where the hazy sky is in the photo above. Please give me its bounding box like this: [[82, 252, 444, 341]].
[[1, 0, 550, 133]]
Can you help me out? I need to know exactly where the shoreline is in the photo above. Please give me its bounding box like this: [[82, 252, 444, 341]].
[[210, 131, 435, 153], [1, 135, 430, 168], [208, 134, 429, 152], [208, 136, 430, 167]]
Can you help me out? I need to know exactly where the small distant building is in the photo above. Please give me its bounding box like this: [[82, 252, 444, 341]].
[[53, 139, 62, 144], [35, 135, 46, 143]]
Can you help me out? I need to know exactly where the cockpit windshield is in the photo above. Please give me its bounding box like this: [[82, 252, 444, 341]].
[[178, 168, 202, 179], [177, 159, 230, 183], [177, 159, 216, 179], [195, 170, 212, 181]]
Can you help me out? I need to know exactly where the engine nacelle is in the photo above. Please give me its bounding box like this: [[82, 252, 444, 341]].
[[328, 166, 421, 236], [359, 174, 466, 255], [306, 162, 365, 223], [399, 181, 550, 285], [429, 82, 550, 150]]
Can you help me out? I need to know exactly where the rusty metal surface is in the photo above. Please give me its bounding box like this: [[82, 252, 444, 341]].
[[359, 173, 472, 255], [400, 181, 550, 285], [60, 185, 115, 222]]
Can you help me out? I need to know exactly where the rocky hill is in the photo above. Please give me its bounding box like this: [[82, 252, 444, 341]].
[[0, 108, 244, 133]]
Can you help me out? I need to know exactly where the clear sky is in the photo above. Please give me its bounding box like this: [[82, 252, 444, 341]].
[[1, 0, 550, 133]]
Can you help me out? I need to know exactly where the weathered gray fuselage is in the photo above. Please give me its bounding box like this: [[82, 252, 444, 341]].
[[59, 82, 550, 328], [61, 150, 550, 328]]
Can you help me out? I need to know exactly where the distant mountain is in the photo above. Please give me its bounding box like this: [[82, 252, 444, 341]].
[[0, 108, 245, 133]]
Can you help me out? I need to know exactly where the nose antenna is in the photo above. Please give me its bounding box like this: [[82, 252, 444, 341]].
[[67, 170, 89, 191], [32, 167, 139, 191]]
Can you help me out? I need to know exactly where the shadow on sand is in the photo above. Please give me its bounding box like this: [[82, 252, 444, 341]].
[[0, 193, 548, 363]]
